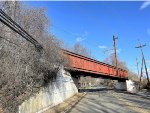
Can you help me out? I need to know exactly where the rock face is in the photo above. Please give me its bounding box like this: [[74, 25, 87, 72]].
[[18, 68, 78, 113]]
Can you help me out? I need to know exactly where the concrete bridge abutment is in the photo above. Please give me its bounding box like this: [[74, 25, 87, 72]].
[[115, 79, 127, 91], [18, 67, 78, 113]]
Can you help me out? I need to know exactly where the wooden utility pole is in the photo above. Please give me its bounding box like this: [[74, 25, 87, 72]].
[[136, 57, 139, 76], [139, 56, 144, 90], [113, 35, 118, 76], [135, 43, 150, 87]]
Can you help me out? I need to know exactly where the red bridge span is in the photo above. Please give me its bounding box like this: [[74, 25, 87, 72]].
[[63, 49, 128, 80]]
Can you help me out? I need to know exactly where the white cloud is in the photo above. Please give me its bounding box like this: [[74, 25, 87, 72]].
[[98, 45, 107, 49], [76, 31, 88, 42], [140, 1, 150, 10], [76, 37, 86, 42]]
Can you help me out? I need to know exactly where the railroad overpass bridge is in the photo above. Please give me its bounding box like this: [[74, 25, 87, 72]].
[[62, 49, 128, 90], [63, 49, 128, 80]]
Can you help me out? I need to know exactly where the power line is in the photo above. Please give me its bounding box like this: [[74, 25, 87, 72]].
[[0, 8, 106, 60], [0, 9, 43, 51]]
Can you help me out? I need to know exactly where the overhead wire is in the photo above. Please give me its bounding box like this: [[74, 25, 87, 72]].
[[0, 9, 43, 50]]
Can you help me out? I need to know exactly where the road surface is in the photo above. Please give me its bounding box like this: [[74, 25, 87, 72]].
[[68, 90, 150, 113]]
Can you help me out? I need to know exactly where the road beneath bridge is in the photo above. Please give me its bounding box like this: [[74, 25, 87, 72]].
[[67, 90, 150, 113]]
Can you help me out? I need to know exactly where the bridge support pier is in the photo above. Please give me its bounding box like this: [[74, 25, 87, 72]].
[[115, 80, 127, 91]]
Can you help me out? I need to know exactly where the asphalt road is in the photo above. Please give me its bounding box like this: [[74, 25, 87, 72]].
[[68, 90, 150, 113]]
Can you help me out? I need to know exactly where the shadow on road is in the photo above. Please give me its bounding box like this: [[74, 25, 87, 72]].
[[79, 87, 113, 92]]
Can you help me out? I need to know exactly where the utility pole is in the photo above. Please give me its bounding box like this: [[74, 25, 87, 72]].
[[113, 35, 118, 76], [136, 57, 139, 76], [139, 56, 144, 90], [135, 43, 150, 87]]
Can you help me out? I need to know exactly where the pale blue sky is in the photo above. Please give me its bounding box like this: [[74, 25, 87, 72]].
[[26, 1, 150, 73]]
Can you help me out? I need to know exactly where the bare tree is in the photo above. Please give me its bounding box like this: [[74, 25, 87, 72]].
[[72, 42, 91, 58], [103, 53, 128, 70], [102, 53, 128, 87], [0, 1, 67, 113], [128, 71, 139, 81]]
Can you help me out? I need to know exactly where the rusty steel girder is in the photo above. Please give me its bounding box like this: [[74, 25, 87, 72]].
[[62, 49, 128, 79]]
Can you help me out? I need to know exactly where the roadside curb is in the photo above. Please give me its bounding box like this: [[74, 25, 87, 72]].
[[61, 92, 86, 113]]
